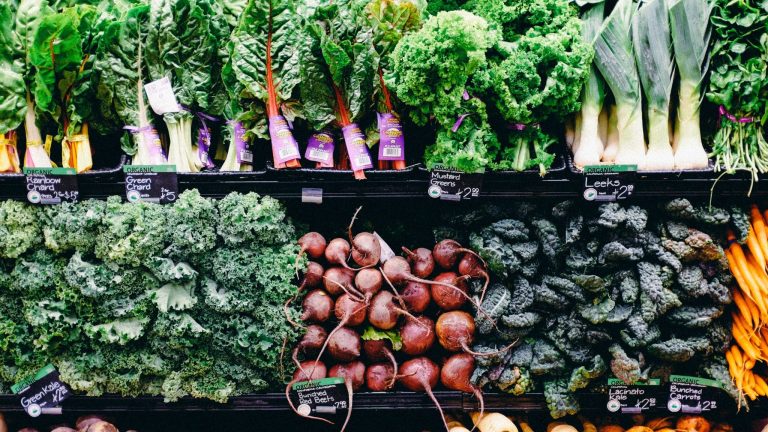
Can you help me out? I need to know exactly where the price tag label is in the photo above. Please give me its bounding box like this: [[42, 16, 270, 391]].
[[301, 188, 323, 204], [144, 77, 181, 115], [12, 364, 71, 417], [23, 167, 78, 204], [289, 378, 348, 418], [607, 378, 661, 414], [124, 165, 178, 204], [428, 165, 483, 201], [667, 375, 724, 414], [582, 165, 637, 201]]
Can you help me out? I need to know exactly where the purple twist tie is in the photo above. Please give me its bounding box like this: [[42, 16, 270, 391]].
[[463, 91, 470, 101], [452, 114, 470, 133], [718, 105, 756, 124]]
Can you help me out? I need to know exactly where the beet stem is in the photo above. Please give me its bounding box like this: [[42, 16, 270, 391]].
[[310, 303, 366, 376], [339, 378, 354, 432], [385, 350, 398, 389], [401, 246, 417, 260], [459, 247, 487, 269], [279, 337, 288, 380], [478, 271, 490, 304], [284, 297, 305, 329], [379, 268, 409, 310], [348, 206, 363, 246], [461, 340, 517, 357], [285, 379, 335, 425], [422, 381, 449, 432], [393, 307, 428, 330], [291, 347, 308, 379], [470, 388, 485, 432], [294, 246, 307, 278], [323, 275, 365, 301]]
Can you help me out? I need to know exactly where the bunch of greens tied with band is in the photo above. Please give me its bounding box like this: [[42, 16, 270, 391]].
[[434, 199, 748, 418], [0, 190, 302, 402]]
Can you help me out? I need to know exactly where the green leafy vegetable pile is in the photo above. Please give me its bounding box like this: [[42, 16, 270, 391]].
[[0, 190, 302, 402], [436, 199, 747, 418]]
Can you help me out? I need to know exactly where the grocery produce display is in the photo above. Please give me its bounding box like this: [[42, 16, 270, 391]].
[[1, 0, 768, 431]]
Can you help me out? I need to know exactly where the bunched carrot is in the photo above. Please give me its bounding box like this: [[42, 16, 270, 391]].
[[751, 205, 768, 264]]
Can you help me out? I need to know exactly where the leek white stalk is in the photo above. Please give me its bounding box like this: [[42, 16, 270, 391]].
[[573, 2, 606, 168], [598, 107, 608, 147], [603, 105, 619, 162], [669, 0, 712, 170], [593, 0, 646, 168], [572, 113, 582, 152], [633, 0, 675, 171], [565, 116, 575, 149]]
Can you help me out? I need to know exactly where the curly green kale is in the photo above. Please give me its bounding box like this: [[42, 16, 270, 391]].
[[95, 196, 168, 267], [216, 193, 295, 247], [0, 200, 41, 259], [42, 199, 105, 255], [164, 190, 218, 258], [426, 109, 502, 172]]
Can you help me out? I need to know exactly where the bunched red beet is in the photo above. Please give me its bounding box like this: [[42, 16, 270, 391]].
[[297, 325, 328, 355], [327, 327, 361, 362], [433, 239, 483, 270], [362, 339, 398, 386], [323, 267, 356, 297], [399, 357, 446, 431], [402, 247, 435, 279], [293, 360, 327, 381], [347, 207, 382, 268], [368, 291, 401, 330], [400, 316, 436, 356], [335, 294, 367, 327], [402, 281, 431, 313], [301, 290, 334, 323], [366, 363, 395, 391], [355, 268, 383, 301], [325, 238, 354, 270], [329, 361, 366, 391], [441, 353, 484, 420], [430, 272, 469, 311], [458, 253, 490, 302], [298, 232, 327, 260], [303, 261, 325, 289], [436, 310, 475, 352]]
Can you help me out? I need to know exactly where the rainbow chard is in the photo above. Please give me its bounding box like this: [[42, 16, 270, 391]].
[[231, 0, 303, 169], [302, 0, 377, 179], [15, 0, 54, 169], [146, 0, 221, 173], [0, 3, 27, 173], [362, 0, 425, 170]]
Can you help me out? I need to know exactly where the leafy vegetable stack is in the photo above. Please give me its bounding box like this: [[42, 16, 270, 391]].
[[232, 0, 303, 170], [707, 0, 768, 180], [0, 191, 302, 402], [435, 199, 747, 418], [302, 0, 377, 179]]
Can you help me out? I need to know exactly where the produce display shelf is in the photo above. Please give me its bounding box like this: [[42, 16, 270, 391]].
[[0, 171, 766, 201], [0, 392, 749, 414]]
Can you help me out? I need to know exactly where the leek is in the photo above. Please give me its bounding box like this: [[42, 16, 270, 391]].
[[593, 0, 646, 168], [633, 0, 675, 171], [604, 104, 619, 162], [573, 2, 606, 168], [669, 0, 712, 170]]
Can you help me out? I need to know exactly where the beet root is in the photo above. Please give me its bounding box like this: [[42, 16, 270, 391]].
[[299, 232, 327, 260], [441, 353, 484, 424], [433, 239, 484, 271], [403, 247, 435, 279], [329, 361, 366, 391], [430, 272, 469, 311], [293, 360, 327, 382], [325, 238, 355, 270], [402, 281, 432, 313], [399, 357, 447, 431], [368, 291, 404, 330], [400, 316, 436, 356], [351, 232, 381, 268], [335, 294, 368, 327], [355, 268, 383, 300], [301, 289, 334, 323], [323, 267, 357, 297], [366, 363, 396, 391], [436, 310, 475, 352], [458, 253, 490, 302], [298, 325, 328, 355], [362, 339, 398, 387], [303, 261, 325, 289], [327, 327, 362, 362]]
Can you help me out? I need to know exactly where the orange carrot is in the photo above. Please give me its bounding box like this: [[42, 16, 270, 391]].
[[752, 205, 768, 263]]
